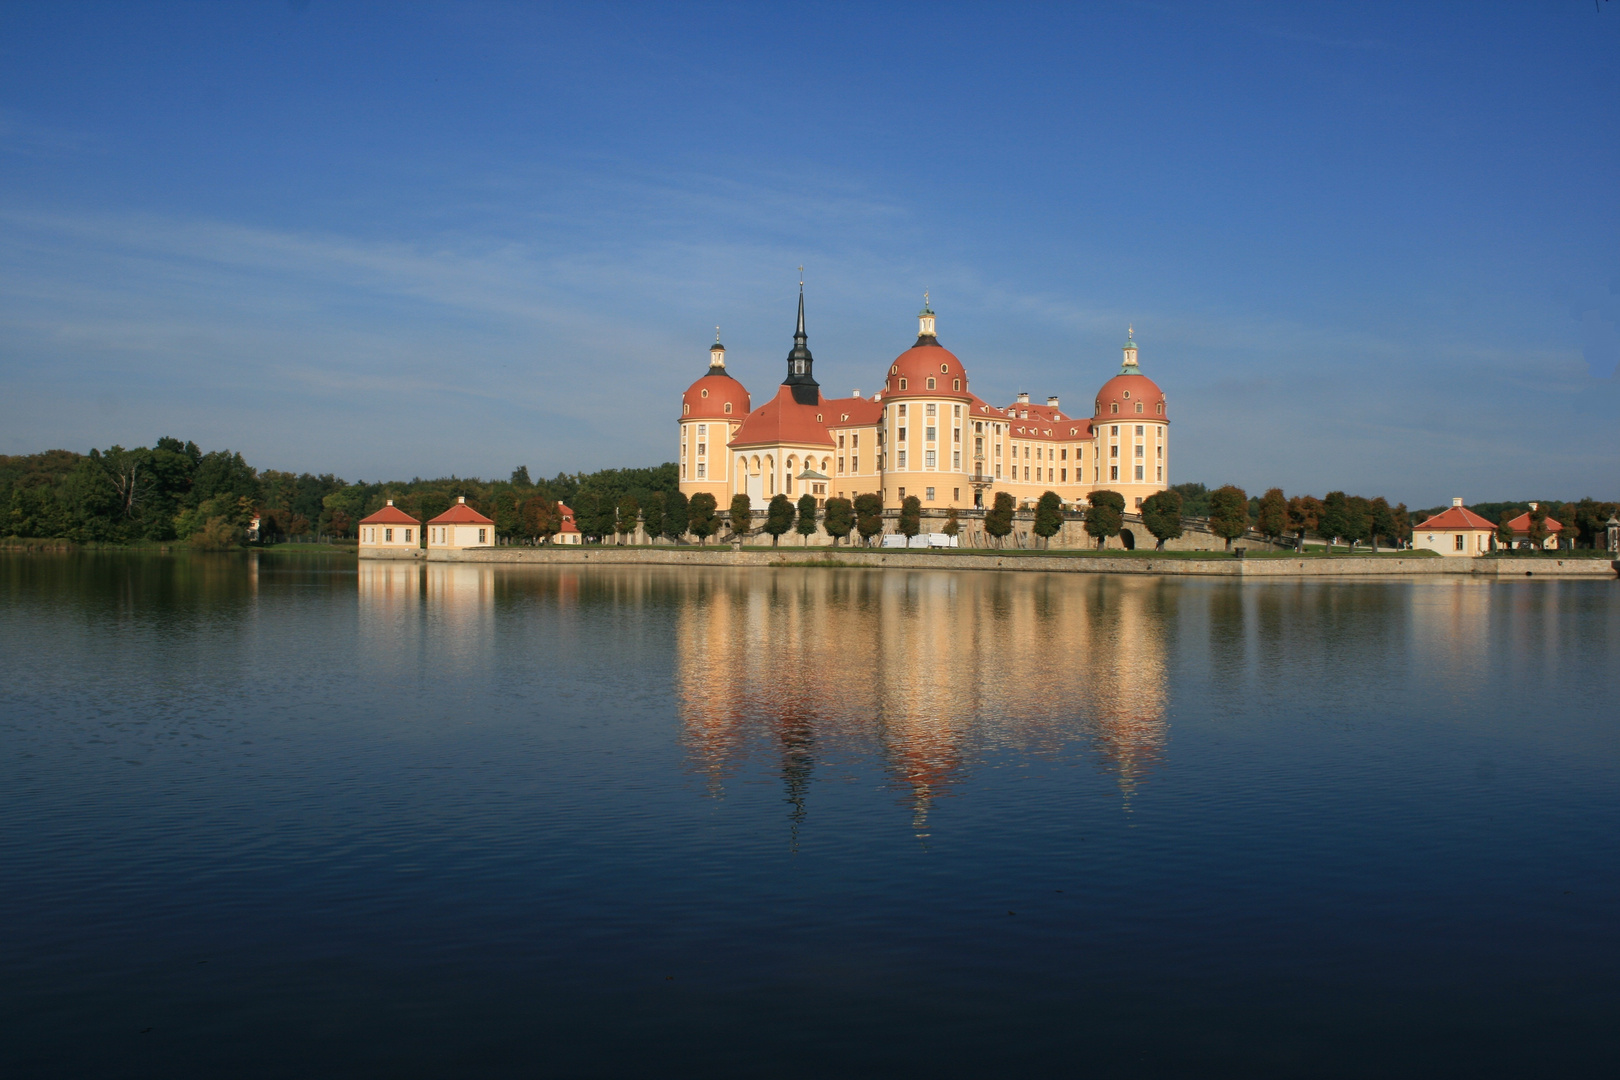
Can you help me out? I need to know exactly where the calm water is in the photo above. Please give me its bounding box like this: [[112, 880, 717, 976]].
[[1, 553, 1617, 1077]]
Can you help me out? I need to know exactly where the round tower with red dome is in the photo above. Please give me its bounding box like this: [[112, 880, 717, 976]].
[[678, 332, 750, 501], [1089, 327, 1169, 512]]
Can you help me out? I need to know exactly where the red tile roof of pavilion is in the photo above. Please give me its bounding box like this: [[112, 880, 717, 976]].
[[359, 502, 421, 526], [1414, 505, 1497, 531], [428, 498, 495, 525]]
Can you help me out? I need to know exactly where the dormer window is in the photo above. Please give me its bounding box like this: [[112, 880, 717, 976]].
[[1110, 403, 1119, 414], [953, 378, 961, 390], [724, 402, 732, 413], [1157, 403, 1164, 415], [899, 378, 908, 390], [1135, 402, 1143, 414], [683, 404, 690, 415]]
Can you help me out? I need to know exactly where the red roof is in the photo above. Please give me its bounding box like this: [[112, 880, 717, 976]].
[[557, 501, 579, 534], [963, 394, 1093, 439], [681, 368, 751, 421], [823, 395, 883, 426], [1505, 510, 1563, 534], [1095, 371, 1168, 421], [881, 342, 972, 400], [729, 384, 835, 448], [359, 502, 421, 526], [428, 499, 494, 525], [1415, 505, 1496, 531]]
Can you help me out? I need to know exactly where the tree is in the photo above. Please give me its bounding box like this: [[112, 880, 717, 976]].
[[823, 497, 854, 546], [522, 495, 558, 544], [764, 494, 794, 546], [509, 465, 532, 488], [1319, 492, 1350, 554], [1033, 491, 1063, 548], [1392, 503, 1412, 549], [640, 492, 665, 543], [795, 493, 819, 545], [728, 494, 752, 543], [616, 494, 640, 545], [1085, 489, 1124, 548], [985, 491, 1015, 547], [1256, 488, 1287, 542], [688, 492, 719, 545], [1170, 482, 1210, 518], [1140, 489, 1184, 550], [898, 495, 922, 540], [1527, 503, 1550, 549], [1496, 511, 1515, 551], [591, 493, 619, 542], [1207, 484, 1249, 550], [854, 492, 885, 547], [1287, 494, 1323, 548], [1344, 495, 1373, 553], [941, 506, 960, 539], [1368, 497, 1396, 553], [663, 490, 689, 543]]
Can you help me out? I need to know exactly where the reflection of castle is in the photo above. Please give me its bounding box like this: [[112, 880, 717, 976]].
[[675, 569, 1171, 838]]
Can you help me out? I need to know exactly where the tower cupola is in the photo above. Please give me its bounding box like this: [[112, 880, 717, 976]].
[[1121, 325, 1140, 374], [709, 327, 726, 371], [916, 291, 937, 345]]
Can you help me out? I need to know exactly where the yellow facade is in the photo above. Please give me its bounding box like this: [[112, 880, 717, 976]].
[[680, 303, 1170, 513]]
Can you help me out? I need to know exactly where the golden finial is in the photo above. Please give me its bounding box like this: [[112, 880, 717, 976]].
[[715, 325, 721, 344]]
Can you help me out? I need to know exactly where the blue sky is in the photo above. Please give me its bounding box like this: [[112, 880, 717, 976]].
[[1, 1, 1616, 504]]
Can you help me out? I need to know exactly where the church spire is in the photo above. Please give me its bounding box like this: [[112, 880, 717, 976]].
[[783, 273, 819, 405]]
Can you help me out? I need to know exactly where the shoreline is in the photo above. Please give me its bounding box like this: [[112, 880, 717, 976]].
[[364, 545, 1618, 578]]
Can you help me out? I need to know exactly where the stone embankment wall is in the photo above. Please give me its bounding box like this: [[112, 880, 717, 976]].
[[404, 546, 1618, 579]]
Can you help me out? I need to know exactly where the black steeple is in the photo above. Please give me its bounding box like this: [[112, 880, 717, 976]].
[[783, 279, 820, 405]]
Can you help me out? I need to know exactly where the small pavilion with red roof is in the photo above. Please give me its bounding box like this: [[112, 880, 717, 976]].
[[358, 500, 422, 557], [427, 496, 495, 551], [1503, 503, 1564, 551], [1413, 498, 1497, 557]]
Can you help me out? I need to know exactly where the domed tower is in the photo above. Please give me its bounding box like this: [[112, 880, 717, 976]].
[[679, 331, 751, 500], [1090, 327, 1169, 511], [877, 297, 973, 507]]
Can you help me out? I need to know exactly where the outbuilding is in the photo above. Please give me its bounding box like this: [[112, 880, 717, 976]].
[[1503, 503, 1564, 551], [1412, 498, 1495, 557], [427, 496, 495, 550], [555, 501, 582, 544], [359, 500, 423, 556]]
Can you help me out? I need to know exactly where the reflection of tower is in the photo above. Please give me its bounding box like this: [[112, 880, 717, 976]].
[[1076, 577, 1171, 808], [778, 705, 816, 852]]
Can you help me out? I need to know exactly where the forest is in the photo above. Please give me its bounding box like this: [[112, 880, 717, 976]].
[[2, 440, 1613, 549]]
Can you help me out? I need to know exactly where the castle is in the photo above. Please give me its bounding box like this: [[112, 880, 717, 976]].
[[679, 289, 1170, 512]]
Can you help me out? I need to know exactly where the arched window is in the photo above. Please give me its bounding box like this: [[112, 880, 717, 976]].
[[953, 378, 961, 391], [1157, 403, 1164, 415], [683, 404, 690, 415], [1135, 402, 1143, 414], [1095, 400, 1101, 414], [1110, 403, 1119, 414], [926, 377, 936, 389], [899, 378, 908, 390]]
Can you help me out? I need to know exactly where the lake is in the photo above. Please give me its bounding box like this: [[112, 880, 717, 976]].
[[2, 553, 1616, 1077]]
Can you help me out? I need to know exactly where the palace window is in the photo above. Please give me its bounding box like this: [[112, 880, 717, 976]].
[[925, 450, 936, 469], [1110, 466, 1118, 480], [926, 404, 936, 417], [953, 488, 960, 501], [724, 403, 732, 413], [898, 451, 908, 469], [953, 451, 961, 470], [1060, 448, 1067, 460], [838, 457, 845, 474], [697, 463, 706, 478], [1135, 497, 1144, 508], [1157, 445, 1163, 458], [681, 464, 687, 479], [1134, 445, 1143, 458], [953, 427, 961, 443], [994, 442, 1001, 457], [697, 443, 706, 456], [852, 433, 859, 447], [1123, 390, 1130, 399], [1134, 465, 1144, 481], [1111, 426, 1118, 436], [1061, 469, 1067, 482], [926, 487, 936, 501], [926, 377, 936, 389], [1156, 466, 1163, 481], [925, 426, 936, 442], [975, 437, 983, 455], [1157, 403, 1164, 415], [1136, 402, 1143, 414], [899, 378, 908, 390], [1110, 403, 1118, 414], [898, 488, 905, 499], [838, 434, 845, 448], [995, 464, 1001, 478], [385, 528, 393, 542], [1135, 425, 1144, 436], [1110, 445, 1119, 458], [899, 427, 907, 442], [683, 404, 690, 416], [953, 378, 961, 390], [852, 456, 860, 472], [899, 404, 907, 417]]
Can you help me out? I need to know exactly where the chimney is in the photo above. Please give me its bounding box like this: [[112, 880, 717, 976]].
[[1016, 392, 1030, 404], [386, 499, 394, 506], [1451, 497, 1463, 507], [1047, 396, 1060, 408], [852, 389, 861, 398], [458, 496, 466, 504], [1529, 501, 1538, 511]]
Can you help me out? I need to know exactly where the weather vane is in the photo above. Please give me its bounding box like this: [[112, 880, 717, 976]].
[[798, 264, 804, 286], [715, 326, 721, 344], [924, 289, 930, 307]]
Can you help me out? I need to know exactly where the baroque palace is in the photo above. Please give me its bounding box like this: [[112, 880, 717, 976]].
[[679, 288, 1170, 512]]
